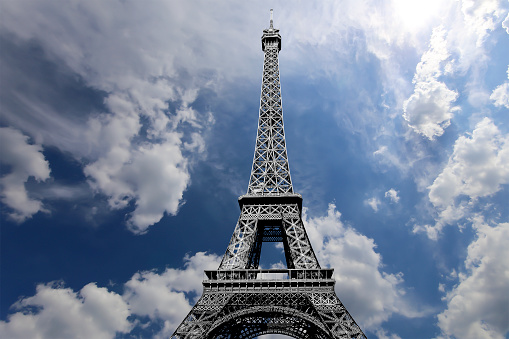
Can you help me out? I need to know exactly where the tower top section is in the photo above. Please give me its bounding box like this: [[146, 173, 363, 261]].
[[261, 9, 281, 51], [248, 9, 292, 196]]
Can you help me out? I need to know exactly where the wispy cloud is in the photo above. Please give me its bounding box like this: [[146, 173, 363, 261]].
[[365, 197, 381, 212]]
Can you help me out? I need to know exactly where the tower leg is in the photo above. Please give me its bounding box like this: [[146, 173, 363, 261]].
[[282, 216, 320, 269], [219, 217, 259, 270], [171, 292, 231, 339], [308, 292, 366, 338]]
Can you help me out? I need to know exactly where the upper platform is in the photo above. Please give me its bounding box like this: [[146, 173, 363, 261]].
[[203, 268, 335, 292], [238, 193, 302, 210], [261, 9, 281, 51]]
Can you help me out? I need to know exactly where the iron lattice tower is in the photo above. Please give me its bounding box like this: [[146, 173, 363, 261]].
[[172, 11, 366, 339]]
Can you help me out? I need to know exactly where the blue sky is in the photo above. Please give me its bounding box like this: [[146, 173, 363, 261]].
[[1, 1, 508, 338]]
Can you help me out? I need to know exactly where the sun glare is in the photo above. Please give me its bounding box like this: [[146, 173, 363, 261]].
[[392, 0, 444, 32]]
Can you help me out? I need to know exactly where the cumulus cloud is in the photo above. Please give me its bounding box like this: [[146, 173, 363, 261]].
[[79, 85, 211, 234], [437, 220, 509, 339], [0, 282, 131, 339], [403, 26, 459, 139], [429, 118, 509, 207], [84, 128, 191, 233], [123, 251, 221, 337], [415, 118, 509, 239], [0, 1, 223, 232], [385, 188, 400, 203], [304, 204, 422, 331], [79, 90, 202, 233], [0, 252, 221, 339], [0, 127, 50, 222], [490, 66, 509, 109], [491, 82, 509, 108], [82, 86, 212, 233]]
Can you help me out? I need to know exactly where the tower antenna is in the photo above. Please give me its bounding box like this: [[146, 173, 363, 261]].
[[270, 9, 274, 28]]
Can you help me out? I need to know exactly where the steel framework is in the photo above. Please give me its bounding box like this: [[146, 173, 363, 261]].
[[171, 10, 366, 339]]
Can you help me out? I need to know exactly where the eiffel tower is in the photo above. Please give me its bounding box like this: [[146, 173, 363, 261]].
[[171, 10, 366, 339]]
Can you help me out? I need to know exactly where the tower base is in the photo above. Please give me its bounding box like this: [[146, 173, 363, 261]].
[[171, 269, 366, 339]]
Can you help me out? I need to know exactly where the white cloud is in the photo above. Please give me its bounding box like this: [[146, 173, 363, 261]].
[[123, 252, 221, 338], [434, 0, 508, 75], [503, 12, 509, 34], [80, 86, 211, 233], [490, 66, 509, 109], [491, 82, 509, 108], [403, 79, 459, 139], [0, 252, 222, 339], [441, 0, 508, 108], [429, 117, 509, 207], [438, 283, 445, 293], [437, 221, 509, 339], [304, 204, 423, 331], [3, 0, 504, 232], [372, 144, 422, 175], [385, 188, 400, 203], [371, 0, 507, 178], [84, 130, 191, 234], [412, 223, 441, 241], [416, 118, 509, 239], [0, 1, 232, 232], [0, 127, 50, 222], [0, 282, 131, 339], [365, 197, 381, 212], [0, 222, 424, 338], [403, 26, 459, 140], [461, 0, 508, 47], [376, 328, 403, 339]]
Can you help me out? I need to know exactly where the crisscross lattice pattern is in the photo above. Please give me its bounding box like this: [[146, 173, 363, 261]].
[[218, 203, 320, 270], [171, 286, 366, 339], [248, 39, 292, 195]]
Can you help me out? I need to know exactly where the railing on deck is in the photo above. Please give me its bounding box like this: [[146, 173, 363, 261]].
[[204, 268, 334, 281]]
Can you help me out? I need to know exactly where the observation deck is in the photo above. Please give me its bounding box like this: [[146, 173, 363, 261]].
[[203, 268, 335, 292], [238, 193, 303, 210], [261, 9, 282, 51]]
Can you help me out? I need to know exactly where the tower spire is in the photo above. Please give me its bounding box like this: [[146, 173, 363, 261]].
[[250, 9, 287, 194], [270, 8, 274, 29]]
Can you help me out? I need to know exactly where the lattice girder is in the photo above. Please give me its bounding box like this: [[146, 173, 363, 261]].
[[219, 217, 259, 269], [171, 269, 366, 339], [219, 202, 320, 270], [248, 40, 293, 195], [208, 306, 331, 339]]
